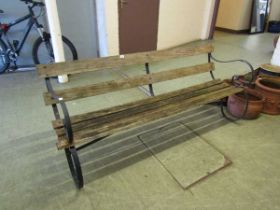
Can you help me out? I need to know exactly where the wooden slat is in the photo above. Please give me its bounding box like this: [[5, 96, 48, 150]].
[[52, 79, 223, 128], [54, 82, 229, 136], [37, 44, 214, 78], [44, 63, 214, 105], [260, 63, 280, 73], [57, 86, 242, 149]]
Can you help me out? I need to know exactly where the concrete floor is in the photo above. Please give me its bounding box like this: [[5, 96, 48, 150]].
[[1, 31, 280, 210]]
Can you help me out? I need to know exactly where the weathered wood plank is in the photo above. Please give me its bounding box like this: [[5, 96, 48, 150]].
[[52, 79, 223, 128], [57, 86, 242, 149], [44, 63, 214, 105], [54, 82, 229, 136], [260, 63, 280, 73], [37, 44, 214, 78]]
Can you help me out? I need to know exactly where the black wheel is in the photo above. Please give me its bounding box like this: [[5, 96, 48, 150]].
[[65, 147, 84, 189], [0, 38, 9, 74], [32, 33, 78, 65]]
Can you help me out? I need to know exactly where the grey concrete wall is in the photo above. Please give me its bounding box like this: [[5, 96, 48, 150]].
[[57, 0, 99, 59], [0, 0, 98, 66]]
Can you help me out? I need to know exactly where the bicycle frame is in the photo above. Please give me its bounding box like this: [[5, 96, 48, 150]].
[[1, 5, 44, 56]]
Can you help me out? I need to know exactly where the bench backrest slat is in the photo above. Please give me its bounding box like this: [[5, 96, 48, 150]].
[[37, 44, 214, 78], [43, 62, 214, 105]]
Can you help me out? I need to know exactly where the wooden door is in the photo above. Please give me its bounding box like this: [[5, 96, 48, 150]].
[[119, 0, 160, 54]]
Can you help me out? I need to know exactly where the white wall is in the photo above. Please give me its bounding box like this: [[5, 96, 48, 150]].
[[104, 0, 119, 56], [96, 0, 108, 57], [157, 0, 215, 50], [269, 0, 280, 20], [238, 0, 254, 30], [216, 0, 253, 30], [201, 0, 216, 40], [98, 0, 215, 56]]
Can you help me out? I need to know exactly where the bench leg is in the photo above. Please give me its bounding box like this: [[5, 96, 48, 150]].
[[220, 100, 228, 118], [65, 147, 84, 189]]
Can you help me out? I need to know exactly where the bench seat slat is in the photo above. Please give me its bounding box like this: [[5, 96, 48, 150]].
[[52, 79, 223, 128], [44, 62, 214, 105], [54, 81, 229, 136], [37, 44, 214, 78], [56, 85, 242, 149]]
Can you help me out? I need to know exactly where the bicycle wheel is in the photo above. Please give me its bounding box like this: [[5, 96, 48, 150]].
[[0, 38, 9, 74], [32, 33, 78, 65]]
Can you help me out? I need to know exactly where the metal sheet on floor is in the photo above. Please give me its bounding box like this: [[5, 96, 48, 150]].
[[138, 122, 231, 189]]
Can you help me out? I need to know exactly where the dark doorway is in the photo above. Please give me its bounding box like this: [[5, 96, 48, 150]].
[[118, 0, 160, 54], [249, 0, 270, 34]]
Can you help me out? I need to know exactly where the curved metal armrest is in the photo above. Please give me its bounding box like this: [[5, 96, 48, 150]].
[[45, 78, 73, 143], [210, 54, 255, 83]]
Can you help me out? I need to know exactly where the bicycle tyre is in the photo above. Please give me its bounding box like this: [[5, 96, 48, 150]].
[[32, 33, 78, 65], [0, 38, 9, 74]]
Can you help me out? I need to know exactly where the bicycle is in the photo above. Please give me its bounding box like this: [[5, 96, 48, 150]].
[[0, 0, 78, 74]]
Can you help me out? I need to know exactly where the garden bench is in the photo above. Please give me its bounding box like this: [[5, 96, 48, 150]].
[[37, 44, 248, 189]]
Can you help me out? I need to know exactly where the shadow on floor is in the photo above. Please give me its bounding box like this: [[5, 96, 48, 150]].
[[0, 105, 235, 201], [75, 106, 231, 182]]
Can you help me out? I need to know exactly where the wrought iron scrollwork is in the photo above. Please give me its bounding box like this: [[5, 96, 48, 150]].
[[209, 53, 254, 120], [209, 53, 255, 84]]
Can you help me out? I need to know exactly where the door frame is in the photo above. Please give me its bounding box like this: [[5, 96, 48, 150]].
[[95, 0, 109, 57], [208, 0, 220, 39]]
